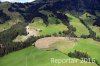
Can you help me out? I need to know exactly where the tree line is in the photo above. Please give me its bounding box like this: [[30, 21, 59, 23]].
[[0, 22, 38, 56], [0, 10, 10, 24], [0, 22, 62, 56], [68, 50, 100, 66]]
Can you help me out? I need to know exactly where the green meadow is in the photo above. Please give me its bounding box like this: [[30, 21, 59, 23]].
[[0, 46, 97, 66], [0, 12, 100, 66], [66, 13, 89, 37], [0, 21, 14, 32], [67, 38, 100, 65], [29, 17, 68, 36], [80, 13, 96, 25], [0, 19, 21, 32], [0, 1, 100, 66]]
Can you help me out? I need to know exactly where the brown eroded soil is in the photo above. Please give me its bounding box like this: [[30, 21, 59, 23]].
[[35, 37, 79, 49]]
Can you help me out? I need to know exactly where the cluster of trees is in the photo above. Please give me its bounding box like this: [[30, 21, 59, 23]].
[[68, 50, 100, 66], [52, 13, 77, 37], [95, 36, 100, 42], [80, 30, 100, 42], [79, 18, 100, 42], [0, 31, 61, 57], [0, 22, 27, 42], [89, 30, 96, 39], [0, 22, 33, 56], [0, 22, 63, 56], [79, 18, 98, 40], [58, 24, 77, 37], [39, 29, 77, 38], [81, 30, 96, 39], [0, 10, 10, 24], [68, 50, 90, 59], [0, 36, 38, 57], [57, 30, 77, 37], [93, 17, 100, 26]]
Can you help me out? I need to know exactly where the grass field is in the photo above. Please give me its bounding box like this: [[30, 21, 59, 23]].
[[39, 24, 68, 36], [0, 12, 99, 66], [0, 21, 14, 32], [29, 18, 68, 36], [45, 37, 100, 65], [66, 13, 89, 37], [0, 46, 67, 66], [13, 35, 28, 42], [0, 19, 21, 32], [29, 18, 46, 30], [80, 13, 100, 37], [67, 38, 100, 65], [80, 13, 96, 25], [48, 39, 76, 53], [0, 46, 97, 66]]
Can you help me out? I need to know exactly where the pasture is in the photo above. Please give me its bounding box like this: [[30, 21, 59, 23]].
[[0, 46, 97, 66], [68, 38, 100, 65], [66, 13, 89, 37], [29, 18, 68, 36]]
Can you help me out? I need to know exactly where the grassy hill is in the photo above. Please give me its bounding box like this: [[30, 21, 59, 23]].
[[0, 0, 100, 66], [80, 13, 100, 37], [0, 46, 98, 66], [68, 38, 100, 65], [80, 13, 96, 26], [66, 13, 89, 37], [28, 17, 68, 36], [0, 12, 100, 66]]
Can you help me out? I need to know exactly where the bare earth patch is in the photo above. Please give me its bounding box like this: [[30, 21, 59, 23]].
[[26, 26, 38, 36], [35, 37, 78, 49], [13, 26, 39, 42]]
